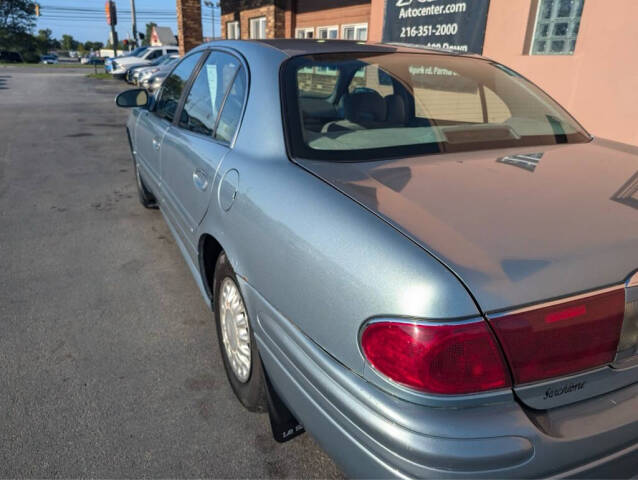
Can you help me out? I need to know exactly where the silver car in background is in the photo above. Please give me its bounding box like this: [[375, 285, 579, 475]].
[[116, 40, 638, 478], [127, 53, 179, 85], [139, 56, 180, 91]]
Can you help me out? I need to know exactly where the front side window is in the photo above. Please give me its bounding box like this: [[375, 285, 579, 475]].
[[249, 16, 267, 39], [283, 53, 590, 161], [154, 52, 204, 123], [227, 21, 240, 39], [179, 52, 241, 137], [531, 0, 584, 55], [146, 49, 163, 60]]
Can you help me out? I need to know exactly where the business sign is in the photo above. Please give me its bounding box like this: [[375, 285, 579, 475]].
[[383, 0, 491, 54], [105, 1, 117, 26]]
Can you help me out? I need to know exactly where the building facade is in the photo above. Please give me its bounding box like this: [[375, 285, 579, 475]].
[[220, 0, 371, 42], [209, 0, 637, 146]]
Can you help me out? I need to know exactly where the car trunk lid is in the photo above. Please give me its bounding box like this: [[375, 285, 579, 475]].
[[297, 138, 638, 406]]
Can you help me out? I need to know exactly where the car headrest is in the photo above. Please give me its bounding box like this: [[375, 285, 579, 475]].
[[385, 94, 406, 124], [343, 91, 387, 123]]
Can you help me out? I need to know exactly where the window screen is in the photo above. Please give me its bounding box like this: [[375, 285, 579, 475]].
[[531, 0, 584, 55]]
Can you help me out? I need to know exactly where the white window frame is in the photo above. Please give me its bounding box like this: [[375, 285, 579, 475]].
[[249, 16, 267, 39], [529, 0, 584, 55], [342, 23, 368, 41], [316, 25, 338, 39], [295, 27, 315, 39], [226, 20, 240, 40]]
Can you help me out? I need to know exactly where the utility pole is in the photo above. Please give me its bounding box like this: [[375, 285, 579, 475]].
[[203, 1, 219, 39], [130, 0, 138, 47]]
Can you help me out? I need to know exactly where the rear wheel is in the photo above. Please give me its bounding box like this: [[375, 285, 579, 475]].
[[134, 160, 158, 209], [213, 252, 267, 412]]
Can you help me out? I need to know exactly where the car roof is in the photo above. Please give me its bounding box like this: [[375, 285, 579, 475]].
[[195, 39, 483, 59]]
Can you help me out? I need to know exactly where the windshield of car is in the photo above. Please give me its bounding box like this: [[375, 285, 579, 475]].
[[161, 55, 178, 65], [283, 52, 590, 161], [150, 54, 171, 65], [132, 47, 149, 57]]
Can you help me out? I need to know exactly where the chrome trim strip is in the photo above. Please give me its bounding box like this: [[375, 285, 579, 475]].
[[488, 284, 624, 318], [626, 271, 638, 288]]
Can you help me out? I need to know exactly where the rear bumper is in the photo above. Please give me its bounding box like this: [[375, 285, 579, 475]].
[[239, 279, 638, 478]]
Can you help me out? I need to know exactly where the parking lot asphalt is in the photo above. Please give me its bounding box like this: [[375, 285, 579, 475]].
[[0, 66, 342, 478]]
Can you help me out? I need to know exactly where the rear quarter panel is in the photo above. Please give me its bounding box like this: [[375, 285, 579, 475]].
[[195, 43, 479, 373]]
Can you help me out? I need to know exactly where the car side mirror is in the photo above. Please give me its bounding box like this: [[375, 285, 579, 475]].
[[116, 89, 149, 108]]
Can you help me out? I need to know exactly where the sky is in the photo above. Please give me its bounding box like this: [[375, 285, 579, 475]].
[[36, 0, 221, 44]]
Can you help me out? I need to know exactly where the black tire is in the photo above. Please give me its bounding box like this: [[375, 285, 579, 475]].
[[213, 251, 267, 412], [134, 160, 158, 209]]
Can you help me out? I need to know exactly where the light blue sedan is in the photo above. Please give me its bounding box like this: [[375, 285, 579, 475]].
[[116, 39, 638, 478]]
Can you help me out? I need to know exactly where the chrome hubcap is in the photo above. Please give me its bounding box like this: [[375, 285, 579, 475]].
[[219, 277, 251, 383]]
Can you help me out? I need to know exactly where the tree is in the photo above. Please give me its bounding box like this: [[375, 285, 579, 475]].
[[143, 22, 157, 46], [35, 28, 58, 52], [61, 34, 78, 52], [84, 41, 104, 52], [0, 0, 36, 34], [106, 39, 125, 51]]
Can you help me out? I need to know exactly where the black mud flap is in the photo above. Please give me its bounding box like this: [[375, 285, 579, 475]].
[[264, 373, 305, 443]]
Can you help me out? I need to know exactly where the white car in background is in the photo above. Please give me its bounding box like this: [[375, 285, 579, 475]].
[[40, 54, 59, 64], [110, 46, 179, 78]]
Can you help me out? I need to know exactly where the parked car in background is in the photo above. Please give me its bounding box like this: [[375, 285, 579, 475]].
[[143, 70, 168, 92], [110, 46, 179, 78], [136, 55, 179, 86], [0, 51, 23, 63], [140, 56, 180, 91], [115, 40, 638, 478], [86, 57, 105, 66], [126, 53, 179, 85], [104, 46, 148, 73], [40, 54, 59, 65]]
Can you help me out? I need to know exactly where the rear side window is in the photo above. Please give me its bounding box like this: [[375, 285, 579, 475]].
[[215, 66, 247, 144], [179, 52, 241, 137], [154, 52, 204, 123]]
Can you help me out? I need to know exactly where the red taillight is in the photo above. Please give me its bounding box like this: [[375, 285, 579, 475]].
[[488, 288, 625, 385], [360, 321, 511, 395]]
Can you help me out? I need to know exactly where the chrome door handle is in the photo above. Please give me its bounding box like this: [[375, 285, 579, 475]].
[[152, 137, 161, 151], [192, 169, 209, 191]]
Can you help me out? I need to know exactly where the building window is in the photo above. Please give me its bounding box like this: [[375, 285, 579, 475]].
[[317, 26, 338, 39], [226, 21, 240, 40], [531, 0, 584, 55], [249, 16, 267, 39], [342, 23, 368, 41], [295, 28, 314, 39]]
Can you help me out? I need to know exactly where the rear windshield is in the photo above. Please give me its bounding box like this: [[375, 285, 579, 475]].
[[282, 52, 590, 161]]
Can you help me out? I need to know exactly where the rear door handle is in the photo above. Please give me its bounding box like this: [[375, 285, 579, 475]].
[[192, 169, 209, 191], [152, 137, 161, 151]]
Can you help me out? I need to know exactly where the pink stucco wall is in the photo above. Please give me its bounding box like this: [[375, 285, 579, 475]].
[[370, 0, 638, 146]]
